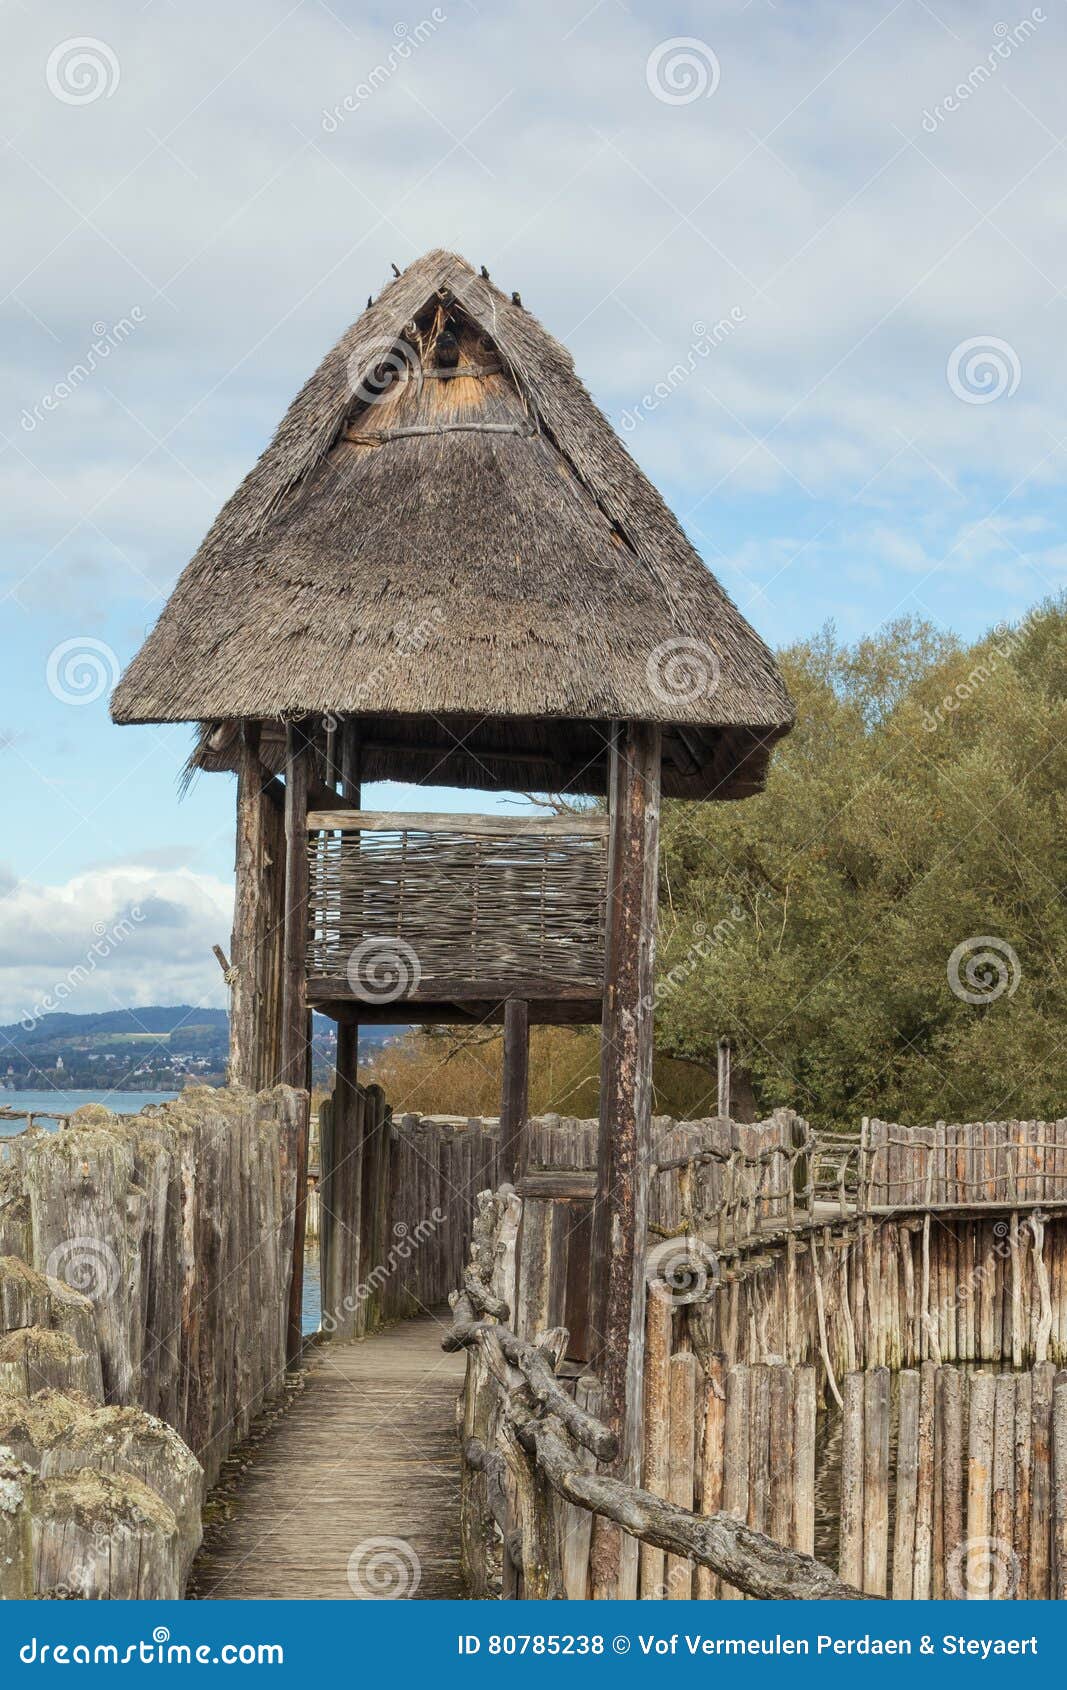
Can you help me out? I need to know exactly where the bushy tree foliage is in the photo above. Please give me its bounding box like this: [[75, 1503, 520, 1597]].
[[657, 601, 1067, 1128]]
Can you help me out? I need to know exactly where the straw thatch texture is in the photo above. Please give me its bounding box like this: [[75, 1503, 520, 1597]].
[[111, 251, 792, 798]]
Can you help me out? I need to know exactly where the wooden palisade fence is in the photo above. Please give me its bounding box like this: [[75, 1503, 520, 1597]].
[[840, 1362, 1067, 1599], [0, 1087, 302, 1599], [452, 1109, 1067, 1601], [447, 1186, 867, 1602]]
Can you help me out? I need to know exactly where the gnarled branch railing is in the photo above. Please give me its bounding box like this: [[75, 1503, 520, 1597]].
[[446, 1190, 872, 1603]]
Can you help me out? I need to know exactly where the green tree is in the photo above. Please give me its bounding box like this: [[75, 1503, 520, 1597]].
[[656, 603, 1067, 1128]]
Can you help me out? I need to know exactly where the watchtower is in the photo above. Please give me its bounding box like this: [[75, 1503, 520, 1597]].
[[111, 251, 792, 1524]]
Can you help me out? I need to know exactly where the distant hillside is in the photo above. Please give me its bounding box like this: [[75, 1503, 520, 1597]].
[[2, 1006, 229, 1047], [0, 1007, 407, 1091]]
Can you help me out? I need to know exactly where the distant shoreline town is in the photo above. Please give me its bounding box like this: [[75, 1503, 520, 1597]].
[[0, 1006, 405, 1092]]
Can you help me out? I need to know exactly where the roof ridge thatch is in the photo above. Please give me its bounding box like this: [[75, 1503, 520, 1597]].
[[111, 250, 794, 800]]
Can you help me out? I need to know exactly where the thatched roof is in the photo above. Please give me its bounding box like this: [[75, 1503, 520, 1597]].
[[111, 251, 792, 799]]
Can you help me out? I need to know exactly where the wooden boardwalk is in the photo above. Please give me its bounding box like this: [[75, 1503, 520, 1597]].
[[192, 1312, 466, 1600]]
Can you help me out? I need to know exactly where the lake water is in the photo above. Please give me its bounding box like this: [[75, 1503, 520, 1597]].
[[0, 1088, 179, 1134], [1, 1086, 323, 1334], [303, 1247, 321, 1335]]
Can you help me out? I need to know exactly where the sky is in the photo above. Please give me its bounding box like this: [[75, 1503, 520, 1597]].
[[2, 0, 1066, 1025]]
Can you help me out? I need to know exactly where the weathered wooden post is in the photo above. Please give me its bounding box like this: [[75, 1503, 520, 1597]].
[[340, 718, 362, 1084], [229, 721, 264, 1088], [590, 719, 661, 1599], [500, 999, 530, 1184], [717, 1036, 731, 1118], [282, 719, 313, 1366], [226, 720, 288, 1090]]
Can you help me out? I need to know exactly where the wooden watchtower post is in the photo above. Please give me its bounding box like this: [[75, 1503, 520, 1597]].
[[110, 252, 793, 1575]]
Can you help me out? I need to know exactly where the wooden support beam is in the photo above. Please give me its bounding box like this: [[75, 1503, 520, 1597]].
[[306, 977, 600, 1004], [229, 722, 265, 1089], [500, 999, 530, 1184], [339, 723, 361, 1101], [340, 719, 363, 803], [336, 1020, 358, 1093], [305, 808, 608, 837], [280, 721, 312, 1083], [590, 720, 662, 1598], [313, 997, 603, 1027], [517, 1171, 598, 1201], [282, 720, 313, 1367]]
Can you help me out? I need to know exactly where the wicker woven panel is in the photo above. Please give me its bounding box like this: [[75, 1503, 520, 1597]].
[[307, 823, 608, 992]]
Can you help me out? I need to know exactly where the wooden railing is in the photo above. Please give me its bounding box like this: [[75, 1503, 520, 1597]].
[[447, 1188, 870, 1602], [653, 1115, 1067, 1246]]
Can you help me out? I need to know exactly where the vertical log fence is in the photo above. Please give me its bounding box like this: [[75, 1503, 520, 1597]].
[[839, 1362, 1067, 1600]]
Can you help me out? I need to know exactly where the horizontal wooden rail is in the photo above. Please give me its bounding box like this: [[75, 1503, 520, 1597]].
[[306, 977, 600, 1004], [306, 808, 608, 836]]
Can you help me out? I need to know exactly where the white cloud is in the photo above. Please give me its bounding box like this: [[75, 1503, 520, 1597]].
[[2, 0, 1066, 620], [0, 862, 233, 1026]]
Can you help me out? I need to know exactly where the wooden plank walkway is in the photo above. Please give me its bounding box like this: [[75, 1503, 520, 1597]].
[[192, 1312, 466, 1600]]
